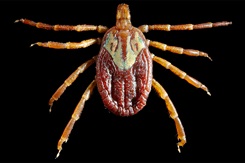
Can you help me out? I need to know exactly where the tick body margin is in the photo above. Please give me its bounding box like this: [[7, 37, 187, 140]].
[[15, 3, 232, 158]]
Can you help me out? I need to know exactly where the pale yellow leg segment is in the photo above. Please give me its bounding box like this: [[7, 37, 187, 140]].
[[49, 56, 97, 112], [55, 80, 97, 159], [149, 40, 212, 61], [31, 38, 101, 49], [15, 18, 108, 33], [152, 78, 186, 152], [138, 21, 232, 32], [152, 55, 211, 96]]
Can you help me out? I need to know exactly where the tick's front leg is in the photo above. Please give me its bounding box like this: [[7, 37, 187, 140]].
[[152, 78, 186, 152], [139, 21, 232, 32], [15, 18, 108, 33]]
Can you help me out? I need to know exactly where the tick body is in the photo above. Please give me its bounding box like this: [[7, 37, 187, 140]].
[[96, 15, 152, 116], [15, 3, 232, 158]]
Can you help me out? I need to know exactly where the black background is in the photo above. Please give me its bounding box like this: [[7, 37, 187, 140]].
[[1, 0, 243, 162]]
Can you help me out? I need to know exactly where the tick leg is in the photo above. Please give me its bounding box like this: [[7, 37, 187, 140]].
[[31, 38, 101, 49], [15, 18, 108, 33], [152, 54, 211, 96], [49, 56, 96, 112], [152, 78, 186, 152], [55, 80, 96, 159], [149, 40, 212, 60], [138, 21, 232, 32]]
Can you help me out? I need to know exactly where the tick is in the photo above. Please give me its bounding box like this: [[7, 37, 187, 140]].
[[15, 3, 232, 158]]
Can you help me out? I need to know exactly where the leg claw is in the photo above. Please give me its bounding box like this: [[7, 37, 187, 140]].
[[207, 91, 211, 96], [55, 149, 62, 159], [177, 145, 181, 153], [30, 43, 36, 47], [49, 104, 53, 113]]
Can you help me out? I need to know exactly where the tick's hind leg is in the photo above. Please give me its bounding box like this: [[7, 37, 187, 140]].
[[49, 56, 96, 112], [152, 54, 211, 96], [15, 18, 108, 33], [139, 21, 232, 32], [31, 38, 101, 49], [55, 80, 97, 159], [152, 78, 186, 152], [149, 40, 212, 61]]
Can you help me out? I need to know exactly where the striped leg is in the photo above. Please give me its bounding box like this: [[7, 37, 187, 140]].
[[152, 79, 186, 152], [152, 54, 211, 96], [149, 40, 212, 60], [31, 38, 101, 49], [55, 80, 97, 158], [15, 18, 108, 33], [49, 56, 96, 112], [139, 21, 232, 32]]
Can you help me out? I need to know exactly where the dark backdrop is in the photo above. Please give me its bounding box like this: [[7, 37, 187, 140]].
[[1, 0, 242, 162]]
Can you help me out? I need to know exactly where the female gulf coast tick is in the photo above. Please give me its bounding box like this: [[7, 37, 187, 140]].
[[15, 4, 231, 158]]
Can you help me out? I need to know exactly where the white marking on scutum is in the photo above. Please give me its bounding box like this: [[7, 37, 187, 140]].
[[104, 31, 146, 70]]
